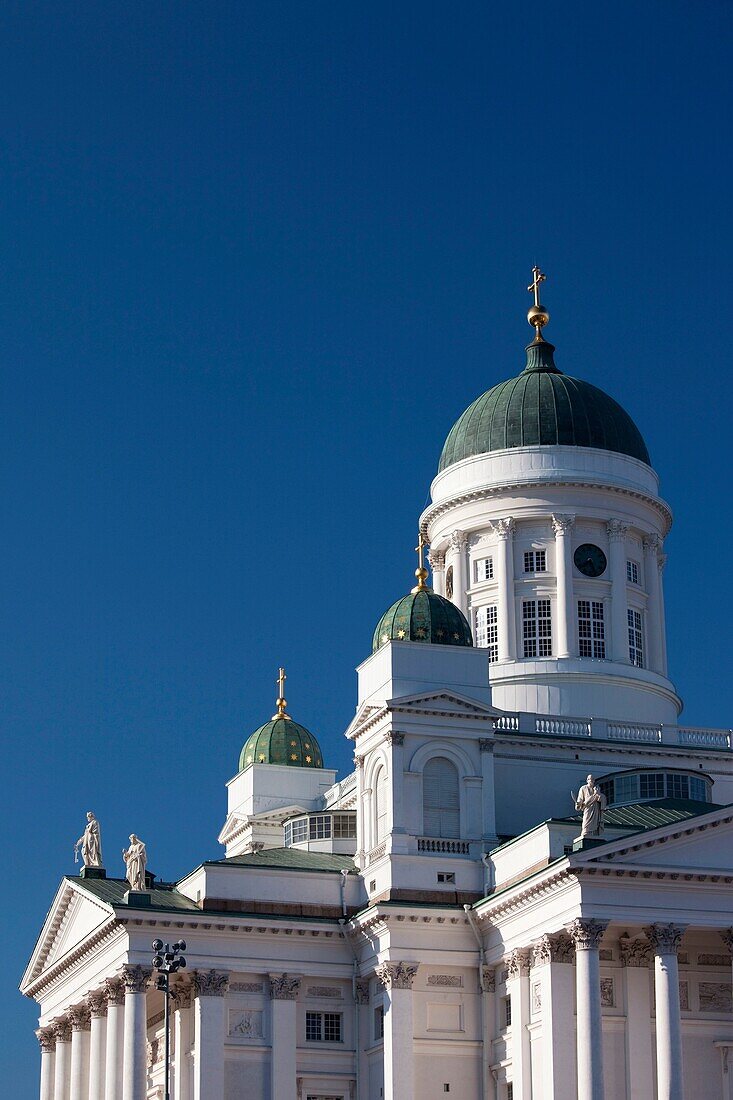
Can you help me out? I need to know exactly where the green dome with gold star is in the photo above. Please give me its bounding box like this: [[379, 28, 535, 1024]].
[[372, 587, 473, 653], [238, 669, 324, 771]]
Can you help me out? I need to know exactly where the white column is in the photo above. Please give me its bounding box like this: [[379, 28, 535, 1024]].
[[643, 536, 664, 673], [103, 979, 125, 1100], [658, 550, 669, 674], [448, 531, 468, 618], [37, 1029, 56, 1100], [620, 939, 654, 1100], [481, 968, 497, 1100], [192, 970, 229, 1100], [532, 934, 577, 1099], [506, 949, 531, 1098], [606, 521, 629, 662], [53, 1019, 72, 1100], [428, 551, 445, 597], [355, 980, 371, 1099], [377, 962, 417, 1100], [86, 991, 107, 1100], [479, 739, 498, 844], [69, 1006, 91, 1100], [493, 518, 516, 661], [173, 981, 193, 1100], [568, 919, 608, 1100], [269, 974, 300, 1100], [354, 754, 366, 869], [552, 514, 575, 658], [386, 731, 408, 852], [121, 965, 151, 1100], [645, 924, 685, 1100]]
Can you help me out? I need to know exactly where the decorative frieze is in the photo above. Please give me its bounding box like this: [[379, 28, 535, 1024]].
[[229, 1009, 263, 1038], [69, 1005, 91, 1032], [427, 974, 462, 987], [376, 962, 418, 990], [700, 982, 732, 1012], [620, 939, 650, 968], [600, 978, 615, 1007], [121, 964, 152, 995], [698, 953, 730, 967], [481, 967, 495, 993], [230, 982, 263, 994], [105, 977, 126, 1006], [567, 919, 607, 951], [355, 979, 371, 1005], [194, 970, 230, 998], [269, 974, 301, 1000], [36, 1028, 55, 1053], [307, 986, 341, 998], [643, 924, 686, 955], [679, 982, 690, 1011], [507, 949, 531, 978], [86, 989, 108, 1018]]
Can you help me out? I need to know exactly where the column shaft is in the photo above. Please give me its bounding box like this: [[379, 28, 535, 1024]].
[[553, 516, 575, 658], [69, 1025, 90, 1100], [643, 537, 664, 673], [569, 919, 607, 1100], [449, 532, 468, 618], [53, 1036, 72, 1100], [121, 967, 150, 1100], [88, 1015, 106, 1100], [103, 989, 125, 1100], [269, 975, 300, 1100], [377, 962, 417, 1100], [645, 924, 686, 1100], [507, 951, 531, 1098], [607, 522, 629, 662], [37, 1033, 56, 1100], [494, 520, 516, 661], [173, 994, 193, 1100], [387, 733, 408, 851], [624, 961, 654, 1100], [480, 741, 498, 844], [533, 936, 577, 1100]]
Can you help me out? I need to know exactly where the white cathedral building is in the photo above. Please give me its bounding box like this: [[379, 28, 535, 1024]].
[[21, 273, 733, 1100]]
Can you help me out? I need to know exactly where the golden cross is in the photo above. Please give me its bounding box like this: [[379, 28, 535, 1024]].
[[415, 531, 427, 573], [527, 266, 547, 307], [277, 667, 286, 699], [273, 666, 288, 718]]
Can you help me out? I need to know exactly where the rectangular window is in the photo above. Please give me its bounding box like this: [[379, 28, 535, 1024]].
[[689, 776, 707, 802], [628, 609, 644, 667], [523, 549, 547, 573], [309, 815, 332, 840], [475, 605, 499, 662], [523, 599, 552, 658], [578, 600, 606, 658], [306, 1012, 342, 1043], [437, 871, 456, 884], [476, 557, 494, 582], [503, 996, 512, 1028], [333, 814, 357, 839], [287, 818, 308, 845], [374, 1005, 384, 1040], [639, 773, 664, 799], [626, 560, 639, 585], [666, 773, 690, 799], [507, 1085, 514, 1100], [613, 773, 639, 804]]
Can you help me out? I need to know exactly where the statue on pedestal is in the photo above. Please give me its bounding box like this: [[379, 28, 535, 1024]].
[[573, 774, 607, 838], [122, 834, 147, 892], [74, 812, 103, 868]]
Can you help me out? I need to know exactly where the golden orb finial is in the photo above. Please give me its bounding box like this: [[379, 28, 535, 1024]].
[[273, 666, 291, 720], [527, 265, 550, 341], [411, 531, 432, 593]]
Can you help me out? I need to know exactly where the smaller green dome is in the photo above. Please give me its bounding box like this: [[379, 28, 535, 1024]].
[[238, 717, 324, 772], [372, 588, 473, 653]]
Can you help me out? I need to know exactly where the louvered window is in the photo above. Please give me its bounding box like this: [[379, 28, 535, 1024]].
[[375, 767, 389, 844], [423, 757, 460, 838]]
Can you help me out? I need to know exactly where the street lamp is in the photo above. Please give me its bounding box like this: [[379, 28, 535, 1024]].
[[151, 938, 187, 1100]]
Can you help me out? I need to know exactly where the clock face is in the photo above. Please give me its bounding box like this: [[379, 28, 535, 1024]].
[[574, 543, 607, 578]]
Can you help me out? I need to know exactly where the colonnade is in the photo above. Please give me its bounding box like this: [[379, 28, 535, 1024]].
[[440, 518, 667, 671]]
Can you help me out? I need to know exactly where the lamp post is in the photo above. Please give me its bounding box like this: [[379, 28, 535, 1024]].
[[151, 938, 186, 1100]]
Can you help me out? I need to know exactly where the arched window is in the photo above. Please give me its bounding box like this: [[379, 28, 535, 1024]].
[[423, 756, 460, 838], [374, 766, 389, 845]]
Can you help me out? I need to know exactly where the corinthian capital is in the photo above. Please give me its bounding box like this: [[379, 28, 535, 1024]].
[[642, 534, 661, 554], [491, 517, 515, 540], [269, 974, 301, 1000], [643, 923, 686, 955], [533, 933, 574, 966], [104, 977, 125, 1006], [36, 1028, 56, 1053], [606, 519, 629, 541], [427, 551, 445, 572], [449, 530, 468, 552], [52, 1018, 71, 1044], [507, 949, 531, 978], [86, 990, 108, 1018], [68, 1005, 91, 1032], [193, 970, 230, 998], [376, 961, 418, 990], [567, 919, 608, 951], [551, 514, 575, 536], [121, 964, 152, 995]]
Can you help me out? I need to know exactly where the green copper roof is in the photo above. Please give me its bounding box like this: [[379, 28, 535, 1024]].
[[238, 717, 324, 772], [579, 797, 723, 832], [214, 849, 356, 873], [438, 340, 651, 471], [373, 588, 473, 652]]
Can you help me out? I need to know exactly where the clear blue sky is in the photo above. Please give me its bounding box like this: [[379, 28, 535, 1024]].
[[3, 1, 731, 1090]]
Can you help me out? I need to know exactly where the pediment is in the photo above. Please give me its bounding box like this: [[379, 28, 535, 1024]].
[[21, 879, 114, 990], [580, 805, 733, 874], [386, 690, 503, 720]]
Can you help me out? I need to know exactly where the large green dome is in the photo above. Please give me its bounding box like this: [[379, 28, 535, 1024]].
[[373, 588, 473, 653], [438, 340, 650, 472], [238, 717, 324, 772]]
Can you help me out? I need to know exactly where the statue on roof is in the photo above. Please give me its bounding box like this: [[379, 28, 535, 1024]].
[[122, 834, 147, 892], [74, 811, 103, 868], [574, 774, 607, 838]]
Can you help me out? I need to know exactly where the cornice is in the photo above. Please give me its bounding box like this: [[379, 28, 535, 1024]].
[[493, 730, 731, 763], [420, 477, 673, 537], [476, 866, 575, 922], [23, 918, 126, 1001]]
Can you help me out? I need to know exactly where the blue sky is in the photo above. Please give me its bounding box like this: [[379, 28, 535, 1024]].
[[3, 1, 731, 1089]]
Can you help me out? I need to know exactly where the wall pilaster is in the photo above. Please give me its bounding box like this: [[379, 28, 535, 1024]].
[[377, 962, 418, 1100]]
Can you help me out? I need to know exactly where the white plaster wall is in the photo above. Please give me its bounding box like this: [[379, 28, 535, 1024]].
[[225, 1054, 269, 1099]]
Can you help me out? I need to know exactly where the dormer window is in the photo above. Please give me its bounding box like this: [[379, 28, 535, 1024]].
[[524, 550, 546, 573]]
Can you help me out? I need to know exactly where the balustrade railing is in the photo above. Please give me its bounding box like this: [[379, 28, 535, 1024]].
[[417, 837, 470, 855], [492, 712, 731, 749]]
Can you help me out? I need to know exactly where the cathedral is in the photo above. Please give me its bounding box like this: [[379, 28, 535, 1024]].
[[21, 271, 733, 1100]]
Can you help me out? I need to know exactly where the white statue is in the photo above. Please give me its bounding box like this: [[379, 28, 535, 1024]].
[[75, 811, 103, 868], [122, 834, 147, 892], [574, 774, 607, 838]]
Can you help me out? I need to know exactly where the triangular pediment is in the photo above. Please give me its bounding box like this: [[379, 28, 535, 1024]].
[[578, 804, 733, 874], [386, 690, 503, 719], [21, 879, 115, 991]]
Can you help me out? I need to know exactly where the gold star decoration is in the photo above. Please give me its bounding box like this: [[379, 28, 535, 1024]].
[[305, 742, 310, 749], [436, 629, 444, 638], [415, 627, 426, 638], [246, 756, 253, 765], [453, 632, 460, 640], [397, 628, 406, 639], [382, 633, 389, 644], [291, 753, 297, 760], [258, 753, 266, 762], [305, 755, 312, 763], [290, 740, 297, 747]]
